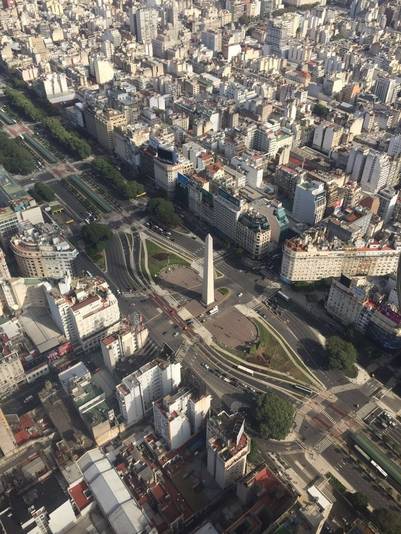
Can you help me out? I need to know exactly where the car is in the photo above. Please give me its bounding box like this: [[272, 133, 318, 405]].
[[237, 292, 243, 298], [173, 332, 179, 337]]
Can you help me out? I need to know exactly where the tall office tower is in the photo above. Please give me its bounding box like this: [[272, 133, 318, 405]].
[[360, 151, 391, 194], [377, 187, 398, 224], [116, 359, 181, 426], [0, 408, 16, 456], [10, 223, 78, 279], [207, 411, 250, 489], [166, 1, 179, 27], [374, 77, 398, 105], [132, 7, 158, 44], [202, 234, 214, 306], [292, 181, 327, 225]]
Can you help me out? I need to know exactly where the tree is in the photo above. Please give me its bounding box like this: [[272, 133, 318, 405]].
[[0, 131, 36, 175], [44, 117, 91, 159], [255, 392, 295, 440], [326, 336, 357, 373], [148, 197, 180, 227], [374, 509, 401, 534], [313, 103, 330, 118], [32, 182, 55, 202], [346, 492, 368, 512], [81, 223, 112, 255], [92, 157, 142, 200], [4, 88, 91, 160]]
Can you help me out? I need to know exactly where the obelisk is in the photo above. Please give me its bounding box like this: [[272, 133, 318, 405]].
[[202, 234, 214, 306]]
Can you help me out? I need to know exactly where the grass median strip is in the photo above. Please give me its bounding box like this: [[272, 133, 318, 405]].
[[145, 239, 189, 278]]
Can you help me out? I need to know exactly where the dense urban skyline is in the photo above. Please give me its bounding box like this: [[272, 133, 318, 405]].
[[0, 0, 401, 532]]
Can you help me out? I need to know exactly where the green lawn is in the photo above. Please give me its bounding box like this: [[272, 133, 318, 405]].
[[218, 287, 229, 296], [249, 321, 313, 384], [145, 240, 189, 278]]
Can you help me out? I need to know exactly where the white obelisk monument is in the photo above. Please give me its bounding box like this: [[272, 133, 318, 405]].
[[202, 233, 214, 306]]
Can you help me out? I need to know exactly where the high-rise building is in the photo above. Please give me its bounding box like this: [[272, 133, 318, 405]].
[[312, 123, 343, 154], [116, 359, 181, 426], [360, 151, 391, 194], [94, 108, 127, 151], [46, 276, 120, 351], [93, 58, 114, 85], [131, 8, 158, 44], [154, 153, 193, 196], [202, 234, 214, 306], [0, 408, 16, 456], [326, 275, 372, 330], [0, 246, 10, 279], [153, 388, 211, 450], [207, 411, 250, 489], [101, 320, 149, 372], [374, 77, 398, 105], [10, 223, 78, 279], [376, 187, 398, 224], [292, 181, 326, 225]]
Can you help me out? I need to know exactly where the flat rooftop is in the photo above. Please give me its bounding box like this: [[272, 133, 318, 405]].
[[19, 307, 63, 354]]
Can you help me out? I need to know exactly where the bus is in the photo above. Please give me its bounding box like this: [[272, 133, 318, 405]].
[[277, 290, 290, 302], [237, 364, 254, 376]]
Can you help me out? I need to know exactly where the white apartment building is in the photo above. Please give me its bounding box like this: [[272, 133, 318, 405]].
[[281, 234, 401, 283], [153, 388, 211, 450], [0, 351, 26, 398], [116, 359, 181, 426], [326, 276, 372, 330], [101, 322, 149, 372], [207, 411, 250, 489], [347, 147, 401, 194], [10, 223, 78, 280], [46, 276, 120, 351], [42, 72, 75, 103], [93, 58, 114, 85], [292, 181, 326, 225], [154, 156, 193, 196], [236, 212, 271, 258]]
